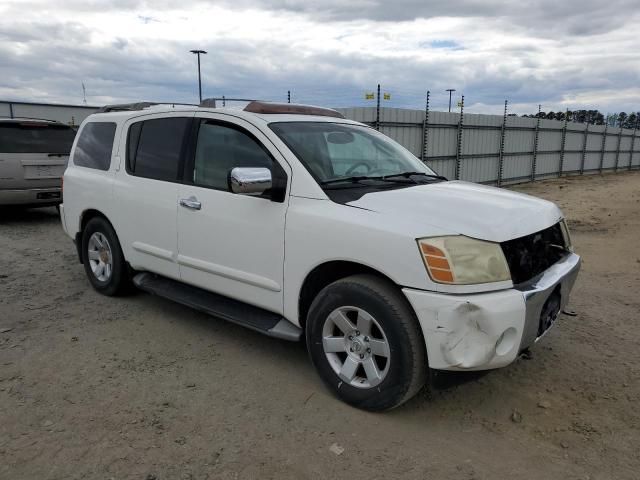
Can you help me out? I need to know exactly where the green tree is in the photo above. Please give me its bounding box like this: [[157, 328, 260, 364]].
[[617, 112, 628, 127], [624, 112, 638, 129]]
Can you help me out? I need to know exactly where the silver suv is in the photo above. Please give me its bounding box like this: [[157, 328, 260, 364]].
[[0, 118, 76, 207]]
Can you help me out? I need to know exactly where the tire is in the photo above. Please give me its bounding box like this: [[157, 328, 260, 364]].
[[306, 274, 427, 411], [81, 216, 131, 296]]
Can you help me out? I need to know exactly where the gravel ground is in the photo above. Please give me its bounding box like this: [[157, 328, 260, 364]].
[[1, 171, 639, 480]]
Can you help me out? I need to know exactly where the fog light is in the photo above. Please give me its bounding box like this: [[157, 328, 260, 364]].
[[495, 327, 518, 356]]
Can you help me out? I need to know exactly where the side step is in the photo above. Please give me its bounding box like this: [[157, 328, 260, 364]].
[[132, 272, 302, 342]]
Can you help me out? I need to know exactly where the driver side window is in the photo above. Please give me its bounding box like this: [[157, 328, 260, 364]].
[[193, 120, 273, 190]]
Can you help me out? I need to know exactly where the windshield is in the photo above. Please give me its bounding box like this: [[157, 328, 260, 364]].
[[269, 122, 436, 184], [0, 122, 76, 154]]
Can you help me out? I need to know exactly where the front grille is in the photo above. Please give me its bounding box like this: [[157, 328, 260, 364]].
[[501, 223, 568, 284]]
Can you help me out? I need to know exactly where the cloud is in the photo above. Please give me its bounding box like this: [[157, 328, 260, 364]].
[[211, 0, 638, 35], [0, 0, 638, 115]]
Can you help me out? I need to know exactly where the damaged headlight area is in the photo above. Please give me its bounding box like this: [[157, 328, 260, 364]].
[[560, 219, 573, 252], [418, 236, 511, 285]]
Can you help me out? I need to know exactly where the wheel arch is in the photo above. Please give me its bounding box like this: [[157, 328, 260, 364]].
[[75, 209, 118, 264], [298, 260, 401, 331]]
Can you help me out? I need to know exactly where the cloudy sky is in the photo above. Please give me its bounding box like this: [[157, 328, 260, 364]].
[[1, 0, 639, 114]]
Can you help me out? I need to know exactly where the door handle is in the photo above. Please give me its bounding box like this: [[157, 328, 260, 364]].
[[179, 196, 201, 210]]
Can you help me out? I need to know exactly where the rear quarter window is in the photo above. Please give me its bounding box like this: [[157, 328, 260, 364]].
[[73, 122, 117, 171]]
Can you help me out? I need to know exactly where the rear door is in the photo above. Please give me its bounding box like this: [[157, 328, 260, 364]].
[[113, 113, 193, 280], [176, 113, 291, 313], [0, 121, 76, 195]]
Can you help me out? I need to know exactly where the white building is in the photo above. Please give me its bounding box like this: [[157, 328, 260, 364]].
[[0, 100, 99, 126]]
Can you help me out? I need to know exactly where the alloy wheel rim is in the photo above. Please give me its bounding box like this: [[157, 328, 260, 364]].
[[322, 306, 391, 389], [87, 232, 113, 282]]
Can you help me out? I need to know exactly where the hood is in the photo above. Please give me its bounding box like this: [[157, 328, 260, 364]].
[[347, 181, 563, 242]]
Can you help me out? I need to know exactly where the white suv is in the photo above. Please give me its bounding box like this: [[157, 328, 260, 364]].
[[60, 101, 580, 410]]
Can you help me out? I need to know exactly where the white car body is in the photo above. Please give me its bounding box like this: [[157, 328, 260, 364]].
[[61, 104, 580, 374]]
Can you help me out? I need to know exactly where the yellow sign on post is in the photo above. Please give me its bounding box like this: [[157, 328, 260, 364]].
[[365, 93, 375, 100], [383, 93, 391, 100]]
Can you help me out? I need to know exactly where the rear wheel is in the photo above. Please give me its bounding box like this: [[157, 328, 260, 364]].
[[306, 274, 427, 411], [81, 217, 131, 296]]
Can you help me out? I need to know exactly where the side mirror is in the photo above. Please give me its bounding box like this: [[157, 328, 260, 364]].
[[229, 167, 272, 195]]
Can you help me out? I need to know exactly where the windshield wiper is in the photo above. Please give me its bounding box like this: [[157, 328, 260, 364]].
[[319, 172, 446, 189], [319, 176, 372, 186], [382, 172, 447, 181], [319, 175, 416, 188]]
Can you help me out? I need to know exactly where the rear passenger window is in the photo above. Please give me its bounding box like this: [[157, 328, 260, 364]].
[[127, 118, 190, 182], [73, 122, 116, 170]]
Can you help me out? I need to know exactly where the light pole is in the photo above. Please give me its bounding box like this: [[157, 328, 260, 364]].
[[446, 89, 456, 113], [190, 49, 207, 103]]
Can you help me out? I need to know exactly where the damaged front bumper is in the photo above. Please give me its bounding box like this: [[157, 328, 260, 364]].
[[403, 253, 581, 371]]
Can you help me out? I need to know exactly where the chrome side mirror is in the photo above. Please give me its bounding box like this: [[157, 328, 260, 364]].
[[229, 167, 272, 195]]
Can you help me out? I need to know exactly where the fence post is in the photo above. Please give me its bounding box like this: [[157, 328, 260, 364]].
[[630, 117, 639, 171], [531, 105, 541, 182], [9, 102, 14, 118], [455, 95, 465, 180], [580, 113, 590, 175], [421, 90, 430, 161], [375, 84, 381, 131], [497, 100, 508, 186], [599, 122, 607, 173], [614, 115, 623, 172], [558, 109, 568, 177], [222, 95, 226, 107]]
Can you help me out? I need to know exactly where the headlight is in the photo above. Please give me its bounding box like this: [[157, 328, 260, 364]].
[[417, 236, 511, 285]]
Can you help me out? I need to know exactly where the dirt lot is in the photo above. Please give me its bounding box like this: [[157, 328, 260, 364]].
[[1, 171, 639, 480]]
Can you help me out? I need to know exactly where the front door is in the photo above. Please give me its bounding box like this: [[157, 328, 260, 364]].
[[176, 114, 290, 313]]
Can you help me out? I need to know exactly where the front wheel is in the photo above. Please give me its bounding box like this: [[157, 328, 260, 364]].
[[306, 274, 427, 411]]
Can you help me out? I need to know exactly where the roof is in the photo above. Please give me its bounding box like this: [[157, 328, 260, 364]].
[[83, 103, 365, 127]]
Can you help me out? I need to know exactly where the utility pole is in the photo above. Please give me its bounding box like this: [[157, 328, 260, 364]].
[[376, 83, 381, 131], [189, 49, 207, 103], [446, 89, 456, 113]]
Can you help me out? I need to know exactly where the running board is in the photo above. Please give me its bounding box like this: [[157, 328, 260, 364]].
[[132, 272, 302, 342]]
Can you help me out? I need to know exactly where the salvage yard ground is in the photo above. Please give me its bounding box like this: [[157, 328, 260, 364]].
[[1, 171, 639, 479]]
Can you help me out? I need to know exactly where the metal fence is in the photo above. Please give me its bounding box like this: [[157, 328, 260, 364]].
[[4, 98, 639, 185], [336, 105, 640, 185]]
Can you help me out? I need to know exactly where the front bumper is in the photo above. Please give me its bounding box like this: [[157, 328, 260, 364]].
[[0, 187, 62, 206], [403, 253, 581, 371]]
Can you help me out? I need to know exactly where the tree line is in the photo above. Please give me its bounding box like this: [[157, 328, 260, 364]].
[[520, 110, 640, 128]]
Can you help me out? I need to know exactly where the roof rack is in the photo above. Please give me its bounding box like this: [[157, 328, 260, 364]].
[[243, 101, 345, 119], [97, 102, 159, 113], [200, 97, 257, 108], [97, 101, 199, 113]]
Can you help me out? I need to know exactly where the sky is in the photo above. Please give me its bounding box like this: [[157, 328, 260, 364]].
[[1, 0, 639, 115]]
